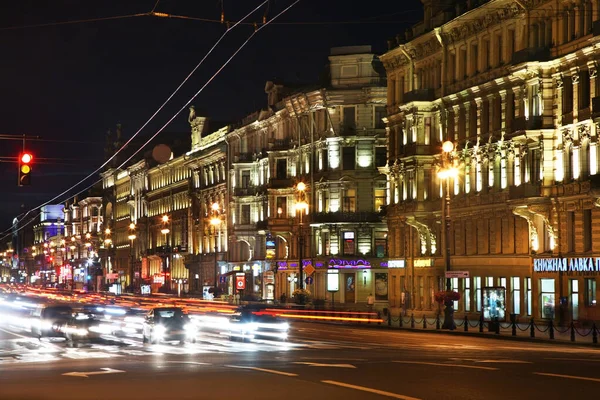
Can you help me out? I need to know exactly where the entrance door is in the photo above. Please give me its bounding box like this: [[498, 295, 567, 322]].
[[344, 273, 355, 303]]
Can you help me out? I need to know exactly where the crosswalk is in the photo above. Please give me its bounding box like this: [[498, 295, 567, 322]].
[[0, 332, 373, 365]]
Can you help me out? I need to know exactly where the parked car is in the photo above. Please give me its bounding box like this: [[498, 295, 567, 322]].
[[142, 307, 196, 344]]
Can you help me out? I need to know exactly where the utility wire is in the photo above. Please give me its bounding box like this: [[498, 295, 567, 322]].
[[0, 0, 300, 241], [3, 0, 270, 234]]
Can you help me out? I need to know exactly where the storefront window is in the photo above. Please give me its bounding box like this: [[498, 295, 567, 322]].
[[464, 278, 471, 312], [571, 279, 579, 321], [525, 277, 532, 316], [475, 277, 482, 312], [540, 278, 555, 319], [482, 287, 506, 321], [512, 277, 520, 315], [342, 231, 355, 255], [585, 278, 596, 307], [451, 278, 459, 310]]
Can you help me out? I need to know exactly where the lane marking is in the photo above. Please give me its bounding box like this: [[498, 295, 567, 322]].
[[165, 361, 211, 365], [546, 357, 600, 362], [475, 360, 532, 364], [62, 368, 125, 378], [534, 372, 600, 383], [322, 380, 421, 400], [293, 362, 356, 368], [392, 361, 498, 371], [299, 357, 367, 361], [0, 327, 29, 339], [225, 365, 298, 377]]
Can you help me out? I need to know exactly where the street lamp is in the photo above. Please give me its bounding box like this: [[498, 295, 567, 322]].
[[437, 140, 458, 292], [295, 182, 308, 290], [210, 203, 222, 297], [161, 215, 171, 292], [128, 223, 137, 292]]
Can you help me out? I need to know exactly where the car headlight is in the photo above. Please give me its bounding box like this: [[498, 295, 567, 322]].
[[154, 325, 166, 338], [184, 324, 196, 336], [244, 323, 259, 332]]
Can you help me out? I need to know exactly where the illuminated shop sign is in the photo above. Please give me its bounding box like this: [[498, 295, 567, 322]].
[[328, 258, 371, 268], [534, 257, 600, 273], [414, 259, 432, 267], [388, 260, 405, 268]]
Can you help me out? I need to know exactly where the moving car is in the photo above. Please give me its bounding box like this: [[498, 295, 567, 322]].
[[58, 309, 108, 347], [142, 307, 196, 344], [30, 303, 73, 339], [227, 308, 289, 342]]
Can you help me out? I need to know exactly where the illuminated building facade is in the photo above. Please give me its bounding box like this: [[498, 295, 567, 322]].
[[382, 0, 600, 323]]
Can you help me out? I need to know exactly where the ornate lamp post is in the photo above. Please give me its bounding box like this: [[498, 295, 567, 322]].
[[210, 202, 222, 297], [103, 228, 113, 291], [295, 182, 308, 291], [161, 215, 171, 292], [128, 223, 137, 293], [437, 140, 459, 329]]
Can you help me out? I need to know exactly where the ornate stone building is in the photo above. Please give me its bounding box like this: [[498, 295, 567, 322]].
[[381, 0, 600, 323]]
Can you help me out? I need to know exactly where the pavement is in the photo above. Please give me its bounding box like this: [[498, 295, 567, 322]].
[[2, 321, 600, 400]]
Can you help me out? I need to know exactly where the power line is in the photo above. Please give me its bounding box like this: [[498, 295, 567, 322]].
[[0, 13, 149, 31]]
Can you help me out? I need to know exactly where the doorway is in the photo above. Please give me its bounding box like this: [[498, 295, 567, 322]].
[[344, 273, 355, 303]]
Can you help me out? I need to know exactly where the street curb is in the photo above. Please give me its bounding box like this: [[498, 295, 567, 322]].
[[301, 320, 600, 348]]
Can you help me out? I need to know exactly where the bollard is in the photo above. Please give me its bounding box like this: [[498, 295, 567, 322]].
[[464, 315, 468, 332], [479, 314, 484, 333], [423, 315, 427, 329], [530, 318, 535, 338], [495, 318, 500, 335], [388, 312, 392, 327], [410, 313, 415, 329], [512, 319, 517, 336], [549, 319, 554, 340], [593, 323, 598, 344], [436, 314, 440, 330], [571, 322, 576, 342], [399, 315, 403, 328], [377, 311, 381, 326]]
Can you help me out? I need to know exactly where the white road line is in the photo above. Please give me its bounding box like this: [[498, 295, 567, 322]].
[[534, 372, 600, 383], [165, 361, 211, 365], [293, 362, 356, 368], [322, 380, 421, 400], [475, 360, 532, 364], [0, 327, 28, 339], [225, 365, 298, 377], [392, 361, 498, 371]]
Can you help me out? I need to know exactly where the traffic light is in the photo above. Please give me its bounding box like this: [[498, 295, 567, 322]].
[[18, 152, 32, 186]]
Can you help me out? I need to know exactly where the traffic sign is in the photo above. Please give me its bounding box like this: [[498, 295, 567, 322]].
[[236, 275, 246, 290], [445, 271, 469, 278], [304, 264, 315, 276], [305, 276, 313, 285]]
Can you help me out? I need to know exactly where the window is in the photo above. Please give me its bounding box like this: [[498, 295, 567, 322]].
[[343, 147, 356, 170], [375, 147, 387, 168], [571, 279, 579, 321], [585, 278, 597, 307], [525, 277, 532, 316], [342, 106, 356, 131], [276, 197, 287, 218], [464, 278, 471, 312], [343, 189, 356, 212], [276, 159, 287, 179], [579, 70, 591, 109], [540, 278, 555, 319], [374, 106, 386, 129], [374, 188, 386, 212], [563, 77, 573, 115], [512, 277, 521, 315], [475, 277, 482, 312], [241, 170, 250, 188], [240, 204, 251, 225], [418, 277, 424, 309], [343, 231, 355, 255], [451, 278, 459, 310], [374, 231, 387, 258]]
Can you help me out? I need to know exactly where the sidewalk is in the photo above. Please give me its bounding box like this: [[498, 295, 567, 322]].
[[372, 314, 600, 346]]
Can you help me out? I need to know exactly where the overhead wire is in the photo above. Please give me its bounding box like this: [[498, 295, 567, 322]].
[[1, 0, 270, 236], [0, 0, 301, 242]]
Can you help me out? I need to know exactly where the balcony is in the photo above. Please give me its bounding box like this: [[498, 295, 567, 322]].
[[562, 111, 573, 125], [235, 153, 254, 163], [508, 183, 541, 200], [592, 97, 600, 117], [512, 116, 543, 132], [234, 186, 265, 196], [403, 88, 435, 103], [268, 138, 291, 151], [511, 47, 550, 65], [578, 107, 591, 121], [312, 211, 383, 224], [269, 177, 294, 189], [255, 220, 268, 231]]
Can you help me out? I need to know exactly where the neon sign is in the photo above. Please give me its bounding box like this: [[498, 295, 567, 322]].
[[328, 258, 371, 269]]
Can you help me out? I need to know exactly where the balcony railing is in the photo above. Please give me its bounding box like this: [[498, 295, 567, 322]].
[[403, 88, 435, 103], [268, 138, 291, 151], [269, 177, 294, 189], [508, 183, 541, 200], [512, 116, 543, 132], [234, 186, 265, 196], [511, 47, 550, 65], [592, 97, 600, 117], [312, 211, 383, 224]]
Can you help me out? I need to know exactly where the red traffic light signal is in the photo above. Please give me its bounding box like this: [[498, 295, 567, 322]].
[[18, 152, 33, 186]]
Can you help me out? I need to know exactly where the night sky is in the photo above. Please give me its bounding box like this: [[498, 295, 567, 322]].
[[0, 0, 422, 232]]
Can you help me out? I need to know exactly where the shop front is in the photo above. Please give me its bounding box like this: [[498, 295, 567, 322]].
[[532, 256, 600, 324]]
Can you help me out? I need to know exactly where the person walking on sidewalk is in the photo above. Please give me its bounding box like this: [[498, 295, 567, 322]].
[[367, 293, 375, 312]]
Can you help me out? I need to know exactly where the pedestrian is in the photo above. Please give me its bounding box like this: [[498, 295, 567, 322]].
[[280, 292, 287, 304], [367, 293, 375, 312]]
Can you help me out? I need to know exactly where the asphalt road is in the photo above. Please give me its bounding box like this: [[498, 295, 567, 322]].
[[2, 321, 600, 400]]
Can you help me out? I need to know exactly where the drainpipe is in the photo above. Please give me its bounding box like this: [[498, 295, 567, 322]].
[[434, 27, 446, 97]]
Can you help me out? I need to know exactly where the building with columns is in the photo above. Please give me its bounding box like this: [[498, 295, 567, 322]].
[[381, 0, 600, 324]]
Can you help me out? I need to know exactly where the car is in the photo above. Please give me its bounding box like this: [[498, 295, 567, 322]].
[[59, 309, 109, 347], [227, 308, 289, 342], [30, 303, 73, 339], [142, 307, 196, 344]]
